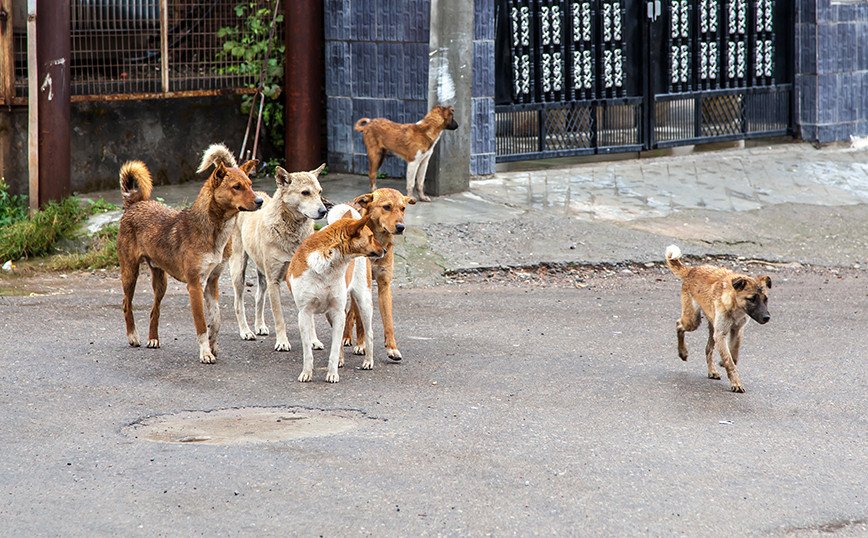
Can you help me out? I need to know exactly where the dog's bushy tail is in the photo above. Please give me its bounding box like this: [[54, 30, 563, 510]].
[[119, 161, 153, 209], [665, 244, 689, 279], [354, 118, 371, 132], [197, 143, 237, 173]]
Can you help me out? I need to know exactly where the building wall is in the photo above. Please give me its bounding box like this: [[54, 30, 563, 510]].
[[797, 0, 868, 143], [324, 0, 496, 178]]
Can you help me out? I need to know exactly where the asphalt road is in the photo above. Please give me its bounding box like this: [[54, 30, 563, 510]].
[[1, 266, 865, 536]]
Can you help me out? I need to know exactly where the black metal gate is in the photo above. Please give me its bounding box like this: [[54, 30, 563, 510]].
[[494, 0, 793, 162]]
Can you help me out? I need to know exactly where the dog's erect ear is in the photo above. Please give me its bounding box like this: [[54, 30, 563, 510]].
[[348, 215, 371, 236], [759, 275, 772, 289], [353, 193, 374, 209], [239, 159, 258, 176], [213, 162, 227, 184], [340, 209, 354, 220], [731, 277, 747, 291], [275, 166, 291, 187], [404, 195, 417, 206], [311, 163, 327, 177]]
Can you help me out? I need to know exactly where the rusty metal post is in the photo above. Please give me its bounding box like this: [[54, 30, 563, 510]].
[[28, 0, 72, 207], [32, 0, 70, 206], [283, 0, 324, 170]]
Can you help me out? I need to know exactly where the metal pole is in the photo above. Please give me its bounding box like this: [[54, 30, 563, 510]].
[[34, 0, 70, 206], [283, 0, 324, 170], [160, 0, 169, 94]]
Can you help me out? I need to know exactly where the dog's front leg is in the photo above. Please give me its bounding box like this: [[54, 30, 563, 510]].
[[414, 152, 433, 202], [705, 322, 720, 379], [352, 287, 375, 370], [714, 326, 744, 393], [266, 278, 291, 352], [297, 311, 315, 382], [230, 250, 256, 340], [728, 324, 745, 365], [205, 270, 221, 357], [187, 281, 216, 364], [253, 270, 270, 336], [376, 273, 402, 360], [325, 305, 347, 383], [405, 157, 422, 200]]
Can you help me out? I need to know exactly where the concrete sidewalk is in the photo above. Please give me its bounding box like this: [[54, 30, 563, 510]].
[[84, 142, 868, 281]]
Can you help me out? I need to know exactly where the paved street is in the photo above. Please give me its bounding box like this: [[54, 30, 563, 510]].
[[3, 142, 867, 535]]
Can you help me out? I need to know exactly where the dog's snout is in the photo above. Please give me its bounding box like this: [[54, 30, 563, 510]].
[[254, 196, 264, 208], [761, 314, 770, 324], [317, 206, 328, 219], [395, 223, 405, 234]]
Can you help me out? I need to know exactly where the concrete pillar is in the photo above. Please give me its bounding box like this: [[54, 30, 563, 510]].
[[284, 0, 324, 170], [426, 0, 473, 196]]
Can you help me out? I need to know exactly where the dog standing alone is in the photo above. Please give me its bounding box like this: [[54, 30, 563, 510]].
[[665, 245, 772, 393], [117, 144, 262, 364], [229, 164, 328, 351], [354, 105, 458, 201]]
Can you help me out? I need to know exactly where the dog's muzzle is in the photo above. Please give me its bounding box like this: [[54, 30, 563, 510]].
[[395, 223, 405, 235], [254, 197, 264, 208]]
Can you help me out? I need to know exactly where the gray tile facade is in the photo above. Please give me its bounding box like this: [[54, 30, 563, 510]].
[[324, 0, 497, 178], [797, 0, 868, 143]]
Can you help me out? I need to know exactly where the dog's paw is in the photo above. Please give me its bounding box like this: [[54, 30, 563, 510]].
[[274, 340, 291, 352], [199, 350, 217, 364], [730, 384, 745, 393], [325, 370, 340, 383], [127, 332, 141, 347], [678, 351, 688, 361], [417, 194, 432, 202], [240, 330, 256, 341], [311, 339, 325, 350], [360, 358, 374, 370], [342, 337, 353, 347], [297, 370, 312, 383], [386, 347, 403, 361], [255, 326, 270, 336], [708, 371, 721, 380], [338, 355, 345, 368], [146, 339, 160, 349], [353, 344, 366, 356]]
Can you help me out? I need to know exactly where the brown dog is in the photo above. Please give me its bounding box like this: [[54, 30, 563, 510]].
[[354, 105, 458, 201], [117, 144, 262, 364], [665, 245, 771, 393], [296, 188, 415, 360]]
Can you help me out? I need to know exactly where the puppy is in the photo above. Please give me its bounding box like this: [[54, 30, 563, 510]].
[[229, 164, 328, 351], [665, 245, 772, 393], [288, 213, 386, 383], [117, 144, 262, 364], [354, 105, 458, 201]]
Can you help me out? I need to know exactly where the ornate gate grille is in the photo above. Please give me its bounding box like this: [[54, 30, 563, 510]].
[[494, 0, 793, 162]]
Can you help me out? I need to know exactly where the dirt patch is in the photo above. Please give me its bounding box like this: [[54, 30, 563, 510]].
[[124, 406, 375, 445]]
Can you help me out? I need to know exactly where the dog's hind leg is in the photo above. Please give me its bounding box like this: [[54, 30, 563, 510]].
[[342, 297, 356, 348], [351, 286, 375, 370], [325, 306, 347, 382], [705, 321, 720, 379], [297, 311, 315, 382], [414, 151, 433, 202], [120, 259, 140, 347], [676, 294, 701, 361], [253, 269, 270, 336], [231, 249, 256, 340], [147, 267, 167, 348], [266, 266, 291, 352], [205, 269, 222, 357], [367, 148, 384, 191]]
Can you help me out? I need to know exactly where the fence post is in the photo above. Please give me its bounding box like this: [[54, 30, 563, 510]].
[[159, 0, 168, 94], [0, 0, 13, 104], [29, 0, 70, 208], [283, 0, 324, 170]]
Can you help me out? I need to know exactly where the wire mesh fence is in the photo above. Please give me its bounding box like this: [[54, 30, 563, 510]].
[[9, 0, 278, 102]]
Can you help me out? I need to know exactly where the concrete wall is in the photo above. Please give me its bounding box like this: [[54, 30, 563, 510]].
[[0, 95, 263, 196], [797, 0, 868, 143], [324, 0, 496, 178]]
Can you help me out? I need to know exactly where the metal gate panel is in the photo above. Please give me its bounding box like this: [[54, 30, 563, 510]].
[[496, 0, 645, 162]]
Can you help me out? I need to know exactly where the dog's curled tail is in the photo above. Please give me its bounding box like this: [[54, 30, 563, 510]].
[[119, 161, 153, 209], [354, 118, 371, 132], [197, 143, 238, 173], [665, 244, 689, 279]]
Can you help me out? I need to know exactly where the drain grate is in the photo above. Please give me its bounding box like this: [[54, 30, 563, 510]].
[[124, 406, 370, 445]]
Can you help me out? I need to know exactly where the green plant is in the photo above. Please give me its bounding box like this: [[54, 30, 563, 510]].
[[48, 223, 118, 271], [0, 177, 28, 228], [218, 2, 285, 152]]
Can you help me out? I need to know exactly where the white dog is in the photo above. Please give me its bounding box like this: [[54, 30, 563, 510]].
[[287, 211, 385, 383], [229, 164, 328, 351]]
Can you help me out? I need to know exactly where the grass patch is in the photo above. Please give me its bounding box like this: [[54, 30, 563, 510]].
[[47, 223, 118, 271], [0, 177, 28, 227]]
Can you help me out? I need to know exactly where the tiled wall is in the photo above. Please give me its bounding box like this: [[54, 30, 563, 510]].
[[324, 0, 497, 177], [797, 0, 868, 143]]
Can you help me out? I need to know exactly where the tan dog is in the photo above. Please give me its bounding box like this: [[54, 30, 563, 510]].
[[332, 188, 415, 360], [288, 214, 386, 383], [665, 245, 772, 393], [229, 164, 328, 351], [354, 105, 458, 201], [117, 144, 262, 364]]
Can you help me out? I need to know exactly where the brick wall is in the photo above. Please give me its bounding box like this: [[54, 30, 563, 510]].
[[797, 0, 868, 143], [324, 0, 497, 178]]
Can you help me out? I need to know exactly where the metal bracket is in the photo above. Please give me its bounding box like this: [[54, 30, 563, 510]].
[[647, 1, 661, 21]]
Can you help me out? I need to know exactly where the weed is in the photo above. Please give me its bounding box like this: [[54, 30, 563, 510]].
[[0, 177, 28, 227], [47, 223, 118, 271]]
